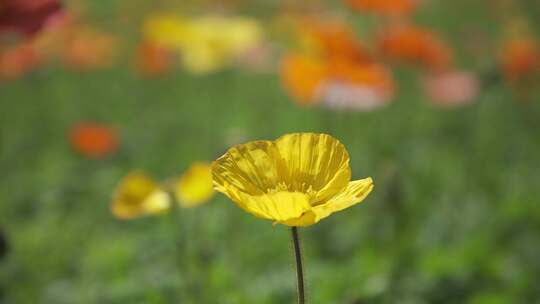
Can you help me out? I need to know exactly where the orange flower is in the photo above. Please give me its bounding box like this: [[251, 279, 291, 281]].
[[328, 58, 394, 94], [280, 53, 328, 105], [281, 19, 376, 105], [69, 122, 119, 159], [62, 29, 116, 70], [299, 19, 370, 62], [345, 0, 418, 15], [134, 41, 175, 76], [378, 24, 453, 72], [321, 59, 394, 110], [500, 38, 540, 81], [0, 42, 41, 80], [281, 17, 394, 109], [281, 54, 394, 109]]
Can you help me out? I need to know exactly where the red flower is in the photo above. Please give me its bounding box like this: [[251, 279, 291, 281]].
[[0, 0, 63, 36], [69, 122, 119, 159]]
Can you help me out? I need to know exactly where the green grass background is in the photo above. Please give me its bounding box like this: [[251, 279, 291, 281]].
[[1, 0, 540, 303]]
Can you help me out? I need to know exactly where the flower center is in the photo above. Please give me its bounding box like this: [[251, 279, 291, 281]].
[[266, 182, 319, 204]]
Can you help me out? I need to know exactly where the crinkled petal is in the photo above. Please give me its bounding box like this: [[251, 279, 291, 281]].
[[234, 191, 312, 221], [212, 140, 286, 195], [277, 211, 318, 227], [280, 177, 373, 226], [274, 133, 351, 204], [312, 177, 373, 221]]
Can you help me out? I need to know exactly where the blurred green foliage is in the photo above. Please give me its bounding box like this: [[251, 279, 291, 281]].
[[1, 0, 540, 303], [1, 67, 539, 303]]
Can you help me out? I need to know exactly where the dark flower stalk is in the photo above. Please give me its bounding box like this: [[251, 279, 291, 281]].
[[291, 227, 305, 304]]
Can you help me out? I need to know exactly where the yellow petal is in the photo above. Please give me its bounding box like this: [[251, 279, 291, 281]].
[[111, 171, 171, 220], [279, 177, 373, 226], [274, 133, 351, 204], [213, 140, 308, 221], [277, 211, 318, 227], [312, 177, 373, 221], [175, 162, 215, 208], [234, 191, 312, 221], [212, 140, 286, 196]]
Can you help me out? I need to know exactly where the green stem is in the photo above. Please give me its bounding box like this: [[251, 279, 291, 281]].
[[291, 227, 306, 304], [169, 196, 197, 302]]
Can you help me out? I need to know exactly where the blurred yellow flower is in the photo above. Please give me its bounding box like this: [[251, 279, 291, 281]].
[[111, 171, 171, 220], [174, 162, 215, 208], [212, 133, 373, 226], [142, 14, 189, 49], [143, 14, 263, 74]]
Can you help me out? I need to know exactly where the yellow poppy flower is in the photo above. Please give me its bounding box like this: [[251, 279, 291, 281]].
[[174, 162, 215, 208], [212, 133, 373, 226], [111, 171, 171, 219]]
